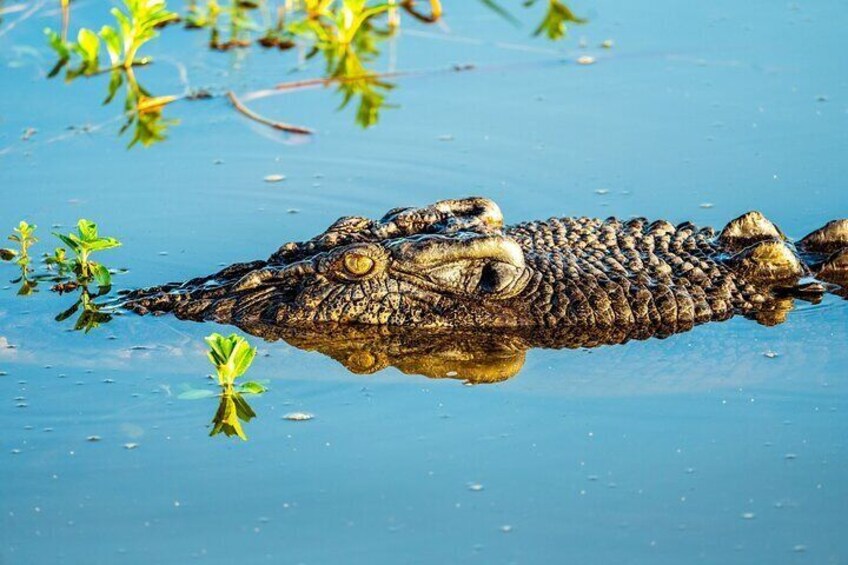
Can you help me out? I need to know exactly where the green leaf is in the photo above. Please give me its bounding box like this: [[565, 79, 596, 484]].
[[86, 237, 122, 252], [230, 340, 257, 380], [90, 262, 112, 287], [54, 233, 81, 252], [75, 28, 101, 69], [76, 219, 98, 241], [99, 25, 123, 65], [237, 381, 268, 395], [44, 27, 71, 63]]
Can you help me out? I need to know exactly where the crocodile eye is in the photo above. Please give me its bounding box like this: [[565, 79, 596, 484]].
[[343, 253, 375, 276]]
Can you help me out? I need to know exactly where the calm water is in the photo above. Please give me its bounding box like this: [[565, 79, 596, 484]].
[[2, 1, 847, 563]]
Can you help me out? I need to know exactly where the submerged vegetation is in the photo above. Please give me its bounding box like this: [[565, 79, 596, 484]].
[[39, 0, 586, 147]]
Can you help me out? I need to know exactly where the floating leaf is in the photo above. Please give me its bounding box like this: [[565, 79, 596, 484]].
[[237, 380, 268, 395], [178, 388, 218, 400]]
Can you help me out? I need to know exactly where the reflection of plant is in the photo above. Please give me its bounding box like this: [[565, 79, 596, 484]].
[[116, 70, 180, 147], [527, 0, 585, 40], [54, 219, 122, 287], [54, 287, 114, 333], [290, 1, 395, 127], [210, 390, 256, 440], [329, 43, 394, 127], [10, 268, 38, 296]]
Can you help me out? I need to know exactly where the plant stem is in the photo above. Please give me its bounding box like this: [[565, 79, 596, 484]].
[[226, 90, 314, 135]]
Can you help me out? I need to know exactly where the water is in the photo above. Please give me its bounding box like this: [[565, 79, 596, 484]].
[[1, 0, 847, 563]]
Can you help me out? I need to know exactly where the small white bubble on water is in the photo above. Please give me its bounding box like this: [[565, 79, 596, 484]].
[[763, 351, 778, 359], [468, 483, 484, 492], [741, 512, 756, 520], [264, 174, 286, 183], [283, 412, 314, 421], [124, 443, 139, 450]]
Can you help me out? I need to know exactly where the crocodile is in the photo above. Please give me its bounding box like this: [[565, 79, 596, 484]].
[[124, 197, 848, 341]]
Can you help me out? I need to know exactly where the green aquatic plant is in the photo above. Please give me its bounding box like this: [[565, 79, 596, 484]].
[[3, 222, 40, 296], [205, 332, 258, 387], [41, 0, 584, 145], [2, 221, 38, 268], [43, 247, 73, 277], [53, 219, 122, 287], [200, 332, 267, 440], [104, 0, 179, 68], [46, 0, 178, 76]]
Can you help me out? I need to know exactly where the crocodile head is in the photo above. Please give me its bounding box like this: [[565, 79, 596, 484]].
[[124, 197, 848, 331], [125, 198, 533, 327]]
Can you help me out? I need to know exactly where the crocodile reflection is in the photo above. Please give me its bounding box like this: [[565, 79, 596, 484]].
[[232, 300, 802, 383]]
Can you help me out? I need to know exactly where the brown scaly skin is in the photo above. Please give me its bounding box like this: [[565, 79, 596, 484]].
[[123, 198, 848, 339]]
